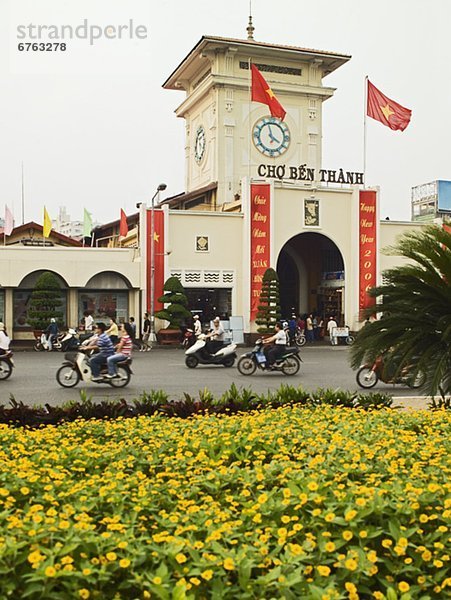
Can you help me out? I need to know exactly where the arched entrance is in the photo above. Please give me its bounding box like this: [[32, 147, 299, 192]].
[[277, 232, 345, 323]]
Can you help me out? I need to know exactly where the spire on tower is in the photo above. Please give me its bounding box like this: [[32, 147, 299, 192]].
[[247, 1, 255, 40]]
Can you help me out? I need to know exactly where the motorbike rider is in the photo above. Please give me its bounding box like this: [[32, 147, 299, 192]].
[[84, 322, 115, 381], [263, 322, 287, 368], [106, 322, 133, 379], [45, 318, 59, 351], [0, 323, 10, 356], [205, 316, 225, 354]]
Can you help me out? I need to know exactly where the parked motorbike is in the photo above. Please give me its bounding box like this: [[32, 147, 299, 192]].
[[237, 339, 301, 376], [59, 328, 80, 352], [294, 328, 306, 347], [356, 356, 426, 389], [56, 350, 132, 388], [0, 351, 14, 380], [185, 335, 237, 368]]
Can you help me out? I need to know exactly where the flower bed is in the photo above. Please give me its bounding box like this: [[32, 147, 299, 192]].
[[0, 406, 449, 598]]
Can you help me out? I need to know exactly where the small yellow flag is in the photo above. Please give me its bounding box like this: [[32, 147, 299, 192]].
[[43, 207, 52, 238]]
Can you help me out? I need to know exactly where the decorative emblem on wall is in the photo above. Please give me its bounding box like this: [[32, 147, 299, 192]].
[[304, 198, 320, 227], [196, 236, 209, 252]]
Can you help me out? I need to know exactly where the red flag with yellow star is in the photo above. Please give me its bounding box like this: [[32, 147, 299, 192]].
[[251, 63, 286, 120], [367, 80, 412, 131]]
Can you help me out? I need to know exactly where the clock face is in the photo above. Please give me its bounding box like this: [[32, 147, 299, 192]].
[[253, 117, 290, 157], [194, 126, 206, 163]]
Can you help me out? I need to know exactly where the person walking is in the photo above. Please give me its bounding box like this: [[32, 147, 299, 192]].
[[193, 314, 202, 338], [141, 312, 151, 351], [84, 322, 115, 381], [106, 322, 133, 378], [327, 316, 338, 346], [306, 314, 314, 343], [128, 317, 137, 338]]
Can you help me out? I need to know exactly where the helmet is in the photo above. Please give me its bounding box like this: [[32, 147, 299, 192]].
[[282, 321, 288, 328]]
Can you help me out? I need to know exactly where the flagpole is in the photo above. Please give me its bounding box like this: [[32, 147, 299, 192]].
[[21, 162, 25, 225], [363, 76, 368, 185]]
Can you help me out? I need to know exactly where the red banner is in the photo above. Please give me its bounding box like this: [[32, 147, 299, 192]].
[[250, 183, 271, 321], [359, 190, 377, 313], [146, 209, 165, 313]]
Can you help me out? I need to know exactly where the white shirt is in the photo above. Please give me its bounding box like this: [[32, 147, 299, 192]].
[[194, 320, 202, 336], [210, 323, 225, 341], [275, 329, 287, 345], [84, 314, 94, 331], [0, 331, 10, 350], [327, 319, 337, 334]]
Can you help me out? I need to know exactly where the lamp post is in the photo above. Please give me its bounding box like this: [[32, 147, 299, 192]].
[[149, 183, 167, 342]]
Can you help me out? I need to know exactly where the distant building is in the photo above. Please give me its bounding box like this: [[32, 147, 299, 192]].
[[53, 206, 100, 240], [411, 180, 451, 222]]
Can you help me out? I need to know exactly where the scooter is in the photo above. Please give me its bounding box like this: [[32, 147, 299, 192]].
[[34, 332, 63, 352], [356, 356, 425, 389], [59, 328, 80, 352], [56, 350, 132, 388], [185, 335, 237, 368], [0, 351, 14, 380], [237, 339, 301, 376]]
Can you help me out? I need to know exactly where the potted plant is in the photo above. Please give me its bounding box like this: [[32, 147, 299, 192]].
[[27, 271, 64, 338], [155, 276, 191, 345], [255, 268, 282, 334]]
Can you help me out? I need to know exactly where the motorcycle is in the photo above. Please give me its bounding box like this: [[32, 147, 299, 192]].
[[56, 350, 132, 388], [0, 351, 14, 380], [34, 332, 63, 352], [237, 339, 301, 376], [59, 328, 80, 352], [185, 335, 237, 368], [294, 327, 306, 347], [356, 356, 426, 389]]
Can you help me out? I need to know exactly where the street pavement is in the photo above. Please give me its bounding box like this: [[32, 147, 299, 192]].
[[0, 345, 430, 408]]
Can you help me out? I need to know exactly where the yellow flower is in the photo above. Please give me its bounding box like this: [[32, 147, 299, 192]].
[[175, 553, 187, 564], [119, 558, 131, 568], [421, 549, 432, 561], [223, 557, 235, 570], [189, 577, 201, 586], [325, 542, 336, 552], [82, 568, 91, 576], [359, 530, 368, 538], [106, 552, 117, 562], [79, 591, 90, 599], [288, 543, 303, 556], [381, 539, 392, 548], [283, 488, 291, 499], [317, 565, 331, 576], [345, 582, 357, 593], [45, 566, 57, 577], [345, 558, 358, 571], [343, 531, 353, 541], [117, 541, 128, 549], [398, 582, 410, 593], [152, 576, 162, 585], [308, 481, 318, 491], [20, 487, 30, 495], [201, 569, 213, 581], [325, 512, 335, 522], [345, 510, 357, 521]]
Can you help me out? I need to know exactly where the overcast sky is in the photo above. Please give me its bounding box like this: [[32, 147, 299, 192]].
[[1, 0, 450, 226]]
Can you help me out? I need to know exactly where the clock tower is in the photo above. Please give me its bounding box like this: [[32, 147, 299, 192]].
[[163, 33, 350, 207]]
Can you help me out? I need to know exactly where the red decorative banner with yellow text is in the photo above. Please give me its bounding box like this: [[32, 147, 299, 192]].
[[146, 209, 165, 313], [359, 190, 377, 312], [250, 183, 271, 320]]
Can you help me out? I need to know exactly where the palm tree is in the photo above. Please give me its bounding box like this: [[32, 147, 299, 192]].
[[350, 224, 451, 396]]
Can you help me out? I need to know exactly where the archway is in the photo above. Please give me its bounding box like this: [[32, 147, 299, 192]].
[[276, 232, 345, 324]]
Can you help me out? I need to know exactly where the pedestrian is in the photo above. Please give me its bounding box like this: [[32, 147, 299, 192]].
[[327, 316, 338, 346], [141, 312, 151, 351], [84, 322, 115, 381], [83, 310, 94, 332], [129, 317, 137, 338], [106, 317, 119, 344], [45, 318, 59, 351], [288, 315, 297, 345], [106, 322, 134, 378], [0, 323, 10, 356], [306, 314, 314, 342], [193, 314, 202, 337]]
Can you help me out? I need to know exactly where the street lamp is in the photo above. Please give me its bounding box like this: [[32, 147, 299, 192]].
[[149, 183, 167, 342]]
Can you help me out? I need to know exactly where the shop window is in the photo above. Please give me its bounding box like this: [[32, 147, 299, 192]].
[[184, 288, 232, 322], [13, 289, 67, 329], [78, 291, 128, 326]]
